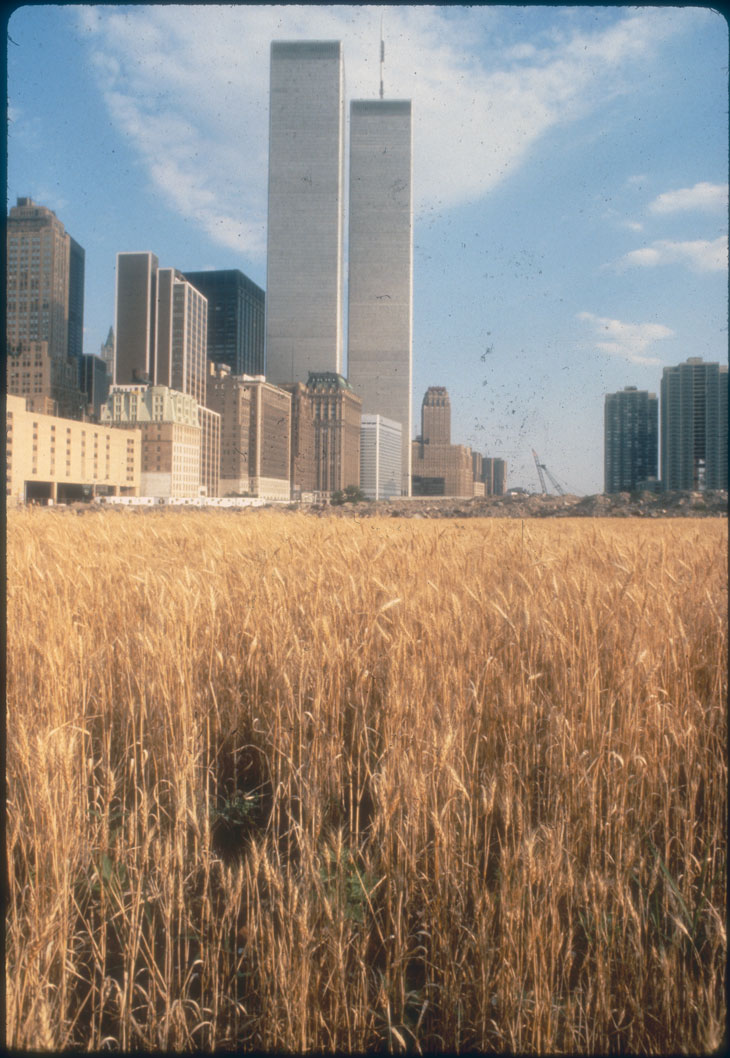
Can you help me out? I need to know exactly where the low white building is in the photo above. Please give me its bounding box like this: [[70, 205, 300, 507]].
[[360, 414, 402, 500]]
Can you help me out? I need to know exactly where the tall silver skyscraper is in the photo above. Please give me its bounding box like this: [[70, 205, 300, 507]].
[[265, 41, 345, 384], [347, 99, 413, 494]]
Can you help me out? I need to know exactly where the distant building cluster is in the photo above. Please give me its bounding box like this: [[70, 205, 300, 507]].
[[6, 40, 726, 507], [412, 387, 506, 498], [604, 359, 728, 493]]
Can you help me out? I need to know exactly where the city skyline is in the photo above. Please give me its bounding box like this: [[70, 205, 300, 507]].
[[7, 4, 728, 494]]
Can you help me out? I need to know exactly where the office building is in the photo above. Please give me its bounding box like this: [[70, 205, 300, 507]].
[[114, 255, 219, 494], [481, 456, 507, 496], [411, 386, 474, 496], [307, 372, 361, 493], [661, 358, 728, 491], [604, 386, 658, 493], [206, 365, 292, 500], [6, 393, 140, 506], [491, 459, 507, 495], [280, 381, 318, 497], [184, 270, 265, 376], [102, 385, 202, 498], [78, 354, 111, 420], [198, 406, 221, 499], [115, 252, 159, 384], [360, 414, 402, 500], [156, 268, 208, 405], [7, 341, 87, 420], [347, 99, 413, 495], [6, 197, 84, 361], [68, 237, 85, 359], [265, 41, 345, 383], [421, 386, 451, 445], [471, 452, 485, 497]]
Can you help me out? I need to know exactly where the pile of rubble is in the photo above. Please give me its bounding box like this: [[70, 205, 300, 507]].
[[308, 490, 728, 519]]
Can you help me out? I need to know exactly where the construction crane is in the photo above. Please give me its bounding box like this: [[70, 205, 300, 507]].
[[532, 449, 566, 496]]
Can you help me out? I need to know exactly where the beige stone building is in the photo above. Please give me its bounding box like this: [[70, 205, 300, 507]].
[[6, 197, 84, 360], [206, 365, 292, 500], [411, 386, 474, 497], [307, 372, 361, 493], [279, 381, 317, 497], [102, 385, 203, 498], [6, 393, 140, 505]]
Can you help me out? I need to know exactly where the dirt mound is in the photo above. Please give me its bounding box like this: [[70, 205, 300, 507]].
[[307, 490, 728, 519]]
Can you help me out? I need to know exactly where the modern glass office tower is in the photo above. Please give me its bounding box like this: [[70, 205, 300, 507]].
[[604, 386, 658, 493], [347, 99, 413, 495], [184, 270, 264, 377], [661, 358, 728, 490], [265, 41, 345, 385]]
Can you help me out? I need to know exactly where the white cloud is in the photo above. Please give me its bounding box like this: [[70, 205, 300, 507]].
[[577, 311, 673, 365], [649, 182, 728, 214], [621, 237, 727, 273], [74, 4, 687, 257]]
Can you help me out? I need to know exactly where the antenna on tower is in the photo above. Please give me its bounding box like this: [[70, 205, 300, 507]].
[[379, 15, 385, 99]]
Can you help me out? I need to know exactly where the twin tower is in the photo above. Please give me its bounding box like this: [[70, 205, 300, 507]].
[[265, 41, 413, 495]]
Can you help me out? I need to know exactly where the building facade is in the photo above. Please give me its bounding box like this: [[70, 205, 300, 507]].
[[102, 385, 202, 498], [265, 41, 345, 384], [480, 457, 507, 496], [68, 236, 86, 359], [421, 386, 451, 444], [6, 197, 84, 361], [100, 326, 115, 377], [6, 393, 140, 505], [184, 269, 265, 377], [360, 414, 402, 500], [280, 381, 318, 497], [411, 386, 473, 497], [491, 458, 507, 496], [114, 255, 220, 495], [78, 354, 111, 420], [347, 99, 413, 495], [206, 366, 292, 500], [307, 372, 361, 493], [198, 406, 221, 499], [156, 268, 208, 405], [604, 386, 658, 493], [661, 358, 728, 491], [7, 341, 87, 420], [115, 252, 159, 384]]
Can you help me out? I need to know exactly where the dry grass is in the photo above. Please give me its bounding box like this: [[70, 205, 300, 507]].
[[6, 509, 727, 1053]]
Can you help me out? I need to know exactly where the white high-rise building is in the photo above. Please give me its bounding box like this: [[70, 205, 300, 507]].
[[156, 268, 208, 406], [360, 413, 402, 500], [265, 41, 345, 384], [347, 99, 413, 495]]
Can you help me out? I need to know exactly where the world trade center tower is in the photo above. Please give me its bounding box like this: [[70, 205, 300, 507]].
[[265, 41, 345, 385], [347, 99, 413, 495]]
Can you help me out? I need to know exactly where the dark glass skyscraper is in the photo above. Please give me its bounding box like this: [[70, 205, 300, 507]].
[[68, 236, 85, 359], [604, 386, 658, 493], [184, 269, 265, 377], [661, 358, 728, 491]]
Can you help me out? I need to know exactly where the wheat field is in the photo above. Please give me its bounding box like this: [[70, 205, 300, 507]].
[[6, 509, 727, 1052]]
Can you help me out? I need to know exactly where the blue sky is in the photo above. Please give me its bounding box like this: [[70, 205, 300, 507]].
[[7, 4, 728, 493]]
